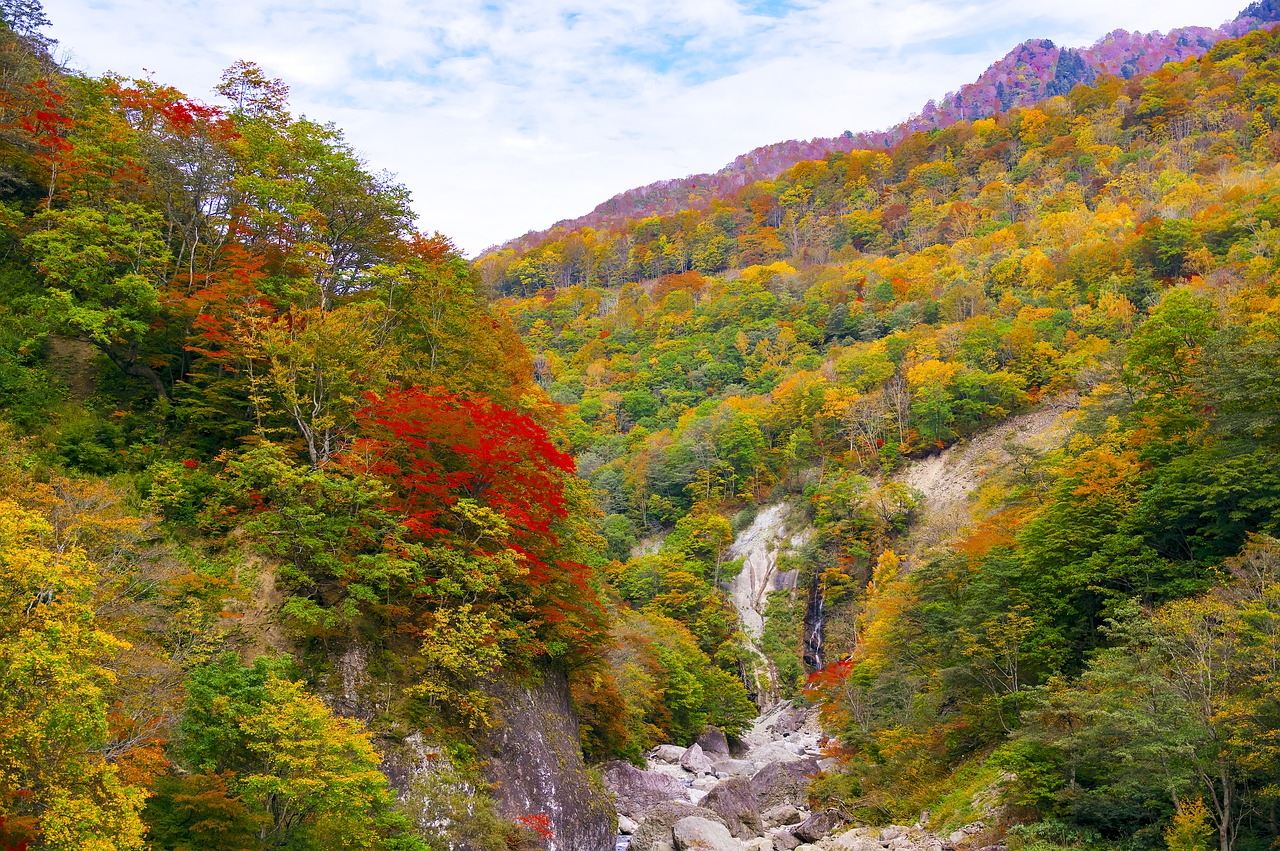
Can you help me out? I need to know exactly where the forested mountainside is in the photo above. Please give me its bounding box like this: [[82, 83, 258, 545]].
[[6, 0, 1280, 849], [493, 0, 1280, 254], [0, 9, 632, 850], [496, 23, 1280, 851]]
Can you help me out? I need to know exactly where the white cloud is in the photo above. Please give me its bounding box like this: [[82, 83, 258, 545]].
[[43, 0, 1246, 253]]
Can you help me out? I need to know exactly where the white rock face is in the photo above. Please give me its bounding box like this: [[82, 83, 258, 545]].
[[726, 503, 813, 700]]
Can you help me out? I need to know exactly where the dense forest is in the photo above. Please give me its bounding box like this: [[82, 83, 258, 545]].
[[487, 22, 1280, 851], [5, 0, 1280, 850], [0, 5, 664, 849]]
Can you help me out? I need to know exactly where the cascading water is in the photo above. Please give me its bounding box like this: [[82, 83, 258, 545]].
[[802, 573, 825, 671]]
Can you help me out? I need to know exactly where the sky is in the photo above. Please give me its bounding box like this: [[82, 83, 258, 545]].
[[42, 0, 1247, 255]]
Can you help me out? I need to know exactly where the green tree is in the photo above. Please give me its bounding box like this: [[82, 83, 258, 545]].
[[24, 202, 172, 398], [178, 654, 425, 850]]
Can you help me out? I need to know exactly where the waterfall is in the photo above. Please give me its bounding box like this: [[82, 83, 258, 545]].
[[802, 575, 825, 671]]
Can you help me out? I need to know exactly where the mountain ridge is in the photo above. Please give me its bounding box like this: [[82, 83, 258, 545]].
[[488, 0, 1280, 256]]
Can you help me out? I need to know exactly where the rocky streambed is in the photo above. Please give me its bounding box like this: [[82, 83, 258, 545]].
[[602, 702, 993, 851]]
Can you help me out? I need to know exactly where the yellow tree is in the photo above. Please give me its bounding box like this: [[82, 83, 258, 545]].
[[0, 501, 147, 851]]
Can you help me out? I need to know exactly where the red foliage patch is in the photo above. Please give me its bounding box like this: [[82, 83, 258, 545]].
[[517, 812, 555, 840]]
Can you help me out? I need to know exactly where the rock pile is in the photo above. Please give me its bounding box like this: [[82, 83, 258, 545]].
[[604, 703, 996, 851]]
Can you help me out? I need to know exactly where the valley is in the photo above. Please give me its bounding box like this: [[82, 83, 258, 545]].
[[3, 2, 1280, 851]]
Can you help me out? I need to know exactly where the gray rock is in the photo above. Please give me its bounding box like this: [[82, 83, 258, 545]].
[[478, 670, 615, 851], [771, 829, 802, 851], [830, 838, 881, 851], [762, 803, 801, 826], [681, 742, 713, 773], [769, 704, 810, 735], [880, 825, 908, 842], [700, 776, 762, 839], [749, 758, 820, 810], [710, 757, 756, 778], [602, 760, 689, 820], [697, 725, 731, 755], [630, 802, 730, 851], [653, 744, 689, 764], [743, 840, 773, 851], [673, 816, 741, 851], [691, 776, 720, 791], [793, 809, 843, 842], [746, 741, 808, 766], [618, 814, 639, 834]]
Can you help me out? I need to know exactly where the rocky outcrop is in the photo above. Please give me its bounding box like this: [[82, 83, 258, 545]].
[[697, 725, 731, 756], [603, 760, 690, 820], [630, 802, 730, 851], [700, 777, 762, 838], [319, 643, 612, 850], [480, 670, 615, 851]]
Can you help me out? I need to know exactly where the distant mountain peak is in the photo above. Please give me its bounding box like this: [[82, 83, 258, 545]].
[[488, 3, 1280, 257]]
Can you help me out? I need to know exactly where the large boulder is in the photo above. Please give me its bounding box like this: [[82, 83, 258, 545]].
[[749, 758, 819, 810], [601, 760, 689, 820], [652, 744, 689, 764], [699, 776, 762, 839], [680, 742, 712, 773], [696, 725, 731, 755], [793, 808, 844, 842], [709, 757, 756, 778], [673, 817, 742, 851], [630, 802, 730, 851], [771, 829, 802, 850], [762, 803, 801, 826]]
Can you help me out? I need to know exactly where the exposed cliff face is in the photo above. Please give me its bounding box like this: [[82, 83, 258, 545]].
[[726, 503, 811, 702], [323, 640, 613, 850], [480, 669, 616, 851]]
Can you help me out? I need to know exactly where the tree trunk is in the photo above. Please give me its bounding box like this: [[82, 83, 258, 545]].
[[100, 344, 170, 401]]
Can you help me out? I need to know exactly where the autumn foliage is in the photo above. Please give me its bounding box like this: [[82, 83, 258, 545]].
[[353, 387, 574, 544]]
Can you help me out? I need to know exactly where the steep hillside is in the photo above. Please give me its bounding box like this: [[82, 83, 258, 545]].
[[0, 11, 636, 850], [500, 23, 1280, 851]]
